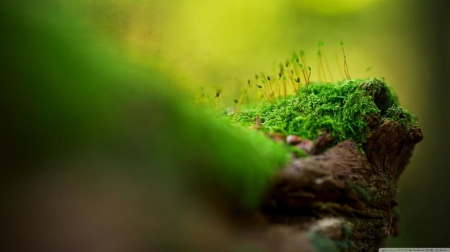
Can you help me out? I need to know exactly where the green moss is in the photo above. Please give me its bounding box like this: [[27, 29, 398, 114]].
[[385, 105, 419, 130], [228, 78, 416, 150], [196, 118, 291, 208]]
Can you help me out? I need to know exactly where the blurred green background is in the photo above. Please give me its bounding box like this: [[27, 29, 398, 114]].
[[40, 0, 450, 247]]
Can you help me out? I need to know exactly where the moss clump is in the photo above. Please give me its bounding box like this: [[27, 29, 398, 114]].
[[384, 105, 419, 130], [228, 78, 416, 150]]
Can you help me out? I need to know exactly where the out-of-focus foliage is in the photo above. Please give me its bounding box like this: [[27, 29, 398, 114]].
[[1, 1, 290, 251]]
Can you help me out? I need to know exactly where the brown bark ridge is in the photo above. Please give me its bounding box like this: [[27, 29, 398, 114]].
[[253, 106, 423, 251]]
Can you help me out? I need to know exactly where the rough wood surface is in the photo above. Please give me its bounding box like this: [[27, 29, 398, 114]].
[[253, 117, 423, 251]]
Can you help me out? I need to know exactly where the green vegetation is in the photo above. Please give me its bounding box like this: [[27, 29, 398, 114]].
[[1, 1, 289, 210], [228, 77, 418, 150], [385, 105, 419, 130]]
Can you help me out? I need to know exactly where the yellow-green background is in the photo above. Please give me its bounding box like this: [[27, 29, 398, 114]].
[[62, 0, 450, 247]]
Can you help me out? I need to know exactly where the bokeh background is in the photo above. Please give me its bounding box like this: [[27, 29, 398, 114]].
[[48, 0, 450, 247]]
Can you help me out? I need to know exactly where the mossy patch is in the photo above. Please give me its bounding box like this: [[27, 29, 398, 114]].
[[384, 105, 419, 130], [228, 78, 417, 150]]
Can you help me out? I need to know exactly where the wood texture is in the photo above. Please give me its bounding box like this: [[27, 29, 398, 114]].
[[254, 117, 423, 251]]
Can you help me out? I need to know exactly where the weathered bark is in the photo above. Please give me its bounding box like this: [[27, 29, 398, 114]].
[[253, 116, 423, 251]]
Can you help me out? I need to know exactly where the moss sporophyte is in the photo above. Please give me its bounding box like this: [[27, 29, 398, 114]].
[[226, 77, 418, 152], [199, 43, 419, 157]]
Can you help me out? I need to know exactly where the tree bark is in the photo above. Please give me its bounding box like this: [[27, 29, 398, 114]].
[[253, 115, 423, 251]]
